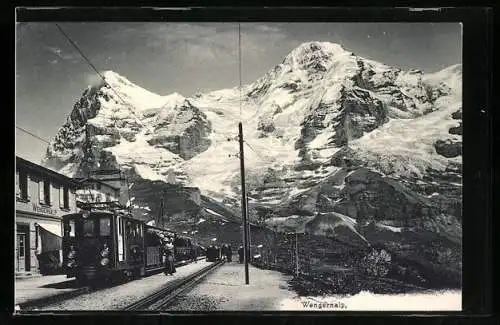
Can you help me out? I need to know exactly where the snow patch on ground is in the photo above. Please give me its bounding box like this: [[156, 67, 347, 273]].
[[205, 208, 224, 217], [280, 290, 461, 311], [376, 223, 403, 233]]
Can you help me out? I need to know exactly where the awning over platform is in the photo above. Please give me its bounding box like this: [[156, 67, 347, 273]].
[[35, 222, 62, 254]]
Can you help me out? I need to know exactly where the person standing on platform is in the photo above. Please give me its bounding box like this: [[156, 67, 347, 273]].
[[238, 245, 244, 263], [226, 244, 232, 262]]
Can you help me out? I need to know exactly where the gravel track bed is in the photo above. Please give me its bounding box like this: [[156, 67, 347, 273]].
[[165, 263, 296, 311], [37, 261, 212, 311]]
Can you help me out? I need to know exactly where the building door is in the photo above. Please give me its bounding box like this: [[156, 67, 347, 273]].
[[16, 233, 27, 272]]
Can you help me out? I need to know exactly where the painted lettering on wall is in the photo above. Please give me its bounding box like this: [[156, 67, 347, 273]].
[[32, 204, 57, 215]]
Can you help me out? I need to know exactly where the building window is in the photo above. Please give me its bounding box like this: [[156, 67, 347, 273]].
[[64, 187, 69, 208], [17, 170, 28, 200], [96, 183, 101, 190], [96, 194, 101, 202], [60, 186, 69, 209], [17, 234, 25, 257], [37, 179, 51, 205], [15, 171, 20, 197], [44, 181, 51, 205], [59, 186, 64, 208], [105, 193, 111, 202], [38, 180, 44, 204]]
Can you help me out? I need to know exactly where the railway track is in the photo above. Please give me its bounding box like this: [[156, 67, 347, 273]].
[[123, 260, 224, 311], [17, 257, 206, 311]]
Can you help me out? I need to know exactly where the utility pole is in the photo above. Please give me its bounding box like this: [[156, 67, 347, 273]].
[[159, 196, 164, 229], [239, 122, 249, 285], [246, 194, 251, 263], [295, 232, 299, 277]]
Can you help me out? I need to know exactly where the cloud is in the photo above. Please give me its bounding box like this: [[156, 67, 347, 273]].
[[104, 23, 291, 66], [84, 73, 103, 87], [44, 46, 78, 61]]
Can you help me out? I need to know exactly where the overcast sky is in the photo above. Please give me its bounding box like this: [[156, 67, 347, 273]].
[[16, 22, 462, 164]]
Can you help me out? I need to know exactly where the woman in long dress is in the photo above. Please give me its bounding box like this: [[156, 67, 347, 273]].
[[164, 239, 176, 275]]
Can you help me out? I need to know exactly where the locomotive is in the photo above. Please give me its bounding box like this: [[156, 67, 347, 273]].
[[205, 245, 222, 262], [61, 210, 203, 284]]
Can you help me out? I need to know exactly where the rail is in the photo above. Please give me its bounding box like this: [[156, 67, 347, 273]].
[[123, 260, 224, 311], [16, 257, 206, 312]]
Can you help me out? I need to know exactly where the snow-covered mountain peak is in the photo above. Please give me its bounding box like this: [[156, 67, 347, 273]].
[[284, 41, 348, 63], [101, 70, 135, 86], [44, 41, 462, 228], [161, 92, 188, 108], [277, 41, 353, 78], [423, 64, 462, 93], [41, 42, 463, 284]]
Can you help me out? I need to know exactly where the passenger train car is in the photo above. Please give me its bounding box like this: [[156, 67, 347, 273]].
[[62, 210, 202, 284]]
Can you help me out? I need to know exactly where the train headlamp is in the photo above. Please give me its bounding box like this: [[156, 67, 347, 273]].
[[100, 257, 110, 266], [100, 246, 109, 258], [68, 246, 77, 259]]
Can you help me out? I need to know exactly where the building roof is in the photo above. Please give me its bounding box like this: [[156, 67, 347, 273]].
[[73, 177, 121, 191], [16, 156, 79, 187]]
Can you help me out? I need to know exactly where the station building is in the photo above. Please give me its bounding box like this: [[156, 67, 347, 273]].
[[15, 156, 79, 275], [75, 177, 121, 205]]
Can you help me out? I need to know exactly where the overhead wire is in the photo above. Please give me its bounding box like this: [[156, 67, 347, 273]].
[[53, 23, 156, 136], [17, 25, 67, 147], [15, 126, 51, 144], [244, 140, 268, 163], [52, 23, 140, 209]]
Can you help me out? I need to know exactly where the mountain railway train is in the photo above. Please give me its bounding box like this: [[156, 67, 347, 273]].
[[61, 210, 204, 284], [205, 245, 222, 262]]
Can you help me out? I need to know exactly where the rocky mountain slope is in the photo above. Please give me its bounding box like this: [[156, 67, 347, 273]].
[[43, 42, 462, 287]]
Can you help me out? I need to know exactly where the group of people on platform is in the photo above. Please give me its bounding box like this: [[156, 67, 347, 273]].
[[220, 244, 233, 262], [162, 239, 251, 274]]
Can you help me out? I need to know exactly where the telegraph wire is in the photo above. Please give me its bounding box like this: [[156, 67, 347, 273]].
[[16, 126, 51, 144], [53, 23, 156, 136], [54, 24, 128, 111], [53, 23, 139, 212], [54, 24, 106, 85], [244, 141, 267, 162]]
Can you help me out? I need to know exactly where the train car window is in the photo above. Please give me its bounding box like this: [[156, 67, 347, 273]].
[[126, 221, 132, 236], [100, 217, 111, 236], [64, 220, 76, 237], [83, 219, 96, 237]]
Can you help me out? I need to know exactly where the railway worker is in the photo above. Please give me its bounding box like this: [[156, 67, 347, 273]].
[[191, 245, 198, 263], [238, 246, 244, 263], [221, 244, 227, 261]]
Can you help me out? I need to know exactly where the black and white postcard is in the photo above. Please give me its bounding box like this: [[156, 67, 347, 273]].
[[15, 14, 465, 312]]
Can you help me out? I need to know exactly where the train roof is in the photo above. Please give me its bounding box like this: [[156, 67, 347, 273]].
[[144, 224, 176, 234], [62, 210, 140, 222]]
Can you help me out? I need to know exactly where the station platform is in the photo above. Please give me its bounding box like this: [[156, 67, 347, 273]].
[[15, 274, 78, 307]]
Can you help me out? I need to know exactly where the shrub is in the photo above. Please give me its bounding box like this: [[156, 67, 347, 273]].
[[362, 249, 392, 277]]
